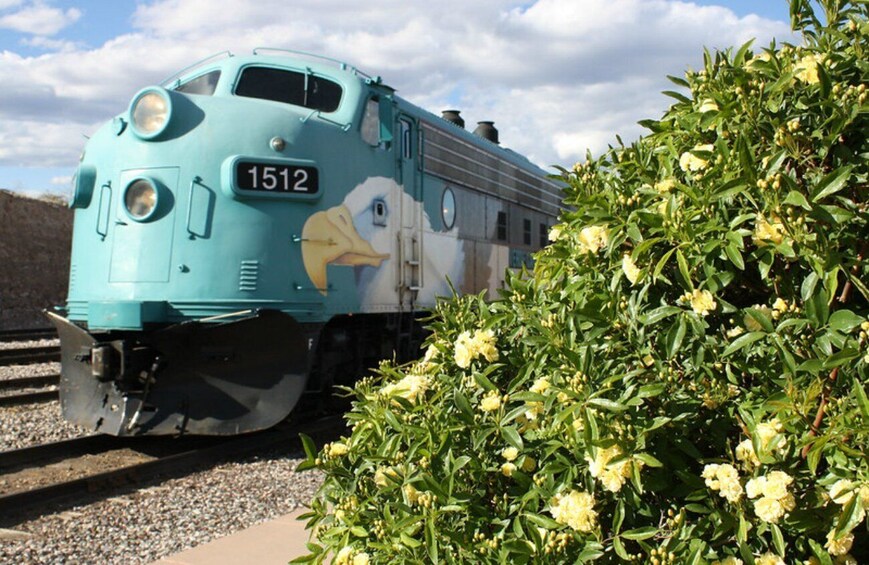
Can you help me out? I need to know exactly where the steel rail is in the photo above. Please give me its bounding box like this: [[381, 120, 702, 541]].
[[0, 390, 57, 406], [0, 374, 59, 391], [0, 328, 56, 343], [0, 346, 61, 366], [0, 413, 345, 525]]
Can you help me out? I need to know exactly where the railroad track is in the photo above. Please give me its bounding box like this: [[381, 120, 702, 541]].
[[0, 327, 56, 343], [0, 345, 61, 366], [0, 373, 60, 406], [0, 412, 345, 525]]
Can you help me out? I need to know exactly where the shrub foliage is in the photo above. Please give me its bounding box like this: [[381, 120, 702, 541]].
[[296, 1, 867, 563]]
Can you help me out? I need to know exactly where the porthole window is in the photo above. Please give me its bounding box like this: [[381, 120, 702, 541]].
[[441, 187, 456, 230], [372, 198, 388, 226]]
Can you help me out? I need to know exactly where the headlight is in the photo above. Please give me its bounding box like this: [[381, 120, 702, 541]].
[[129, 87, 172, 139], [124, 178, 159, 220]]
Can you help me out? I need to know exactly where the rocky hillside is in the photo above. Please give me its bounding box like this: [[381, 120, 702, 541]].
[[0, 191, 72, 329]]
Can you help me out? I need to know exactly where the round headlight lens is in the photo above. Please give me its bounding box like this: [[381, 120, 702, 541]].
[[125, 179, 158, 220], [130, 88, 171, 138]]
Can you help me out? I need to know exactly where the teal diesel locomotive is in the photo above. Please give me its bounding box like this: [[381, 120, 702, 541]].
[[53, 49, 564, 435]]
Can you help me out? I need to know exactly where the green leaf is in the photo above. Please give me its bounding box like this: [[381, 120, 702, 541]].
[[654, 247, 678, 280], [612, 500, 625, 534], [737, 515, 749, 543], [828, 309, 864, 332], [621, 526, 659, 540], [808, 539, 834, 565], [783, 190, 811, 210], [725, 242, 745, 270], [771, 523, 786, 556], [587, 398, 629, 413], [662, 90, 692, 104], [801, 272, 820, 303], [722, 331, 766, 356], [502, 426, 524, 450], [812, 165, 853, 202], [665, 315, 687, 359], [745, 307, 774, 333], [640, 306, 681, 325], [835, 496, 864, 535], [613, 537, 630, 560], [299, 433, 318, 462], [634, 453, 664, 468], [854, 376, 869, 419], [676, 249, 693, 289], [824, 347, 860, 369]]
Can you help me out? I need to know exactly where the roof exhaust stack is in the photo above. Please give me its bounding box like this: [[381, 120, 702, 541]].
[[441, 109, 465, 129], [473, 121, 499, 144]]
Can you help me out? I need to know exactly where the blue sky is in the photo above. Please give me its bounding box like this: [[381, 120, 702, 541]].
[[0, 0, 795, 197]]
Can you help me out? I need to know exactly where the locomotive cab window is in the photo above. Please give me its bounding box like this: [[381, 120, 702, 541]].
[[175, 70, 221, 95], [235, 67, 342, 112], [361, 98, 380, 146]]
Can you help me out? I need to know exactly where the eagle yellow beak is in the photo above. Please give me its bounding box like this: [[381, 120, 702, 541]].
[[301, 204, 389, 295]]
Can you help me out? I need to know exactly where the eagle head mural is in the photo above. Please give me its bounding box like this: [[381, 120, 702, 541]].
[[300, 177, 465, 305]]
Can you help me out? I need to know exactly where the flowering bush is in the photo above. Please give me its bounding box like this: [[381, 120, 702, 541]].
[[295, 1, 867, 563]]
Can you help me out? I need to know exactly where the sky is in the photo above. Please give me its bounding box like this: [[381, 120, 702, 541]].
[[0, 0, 797, 198]]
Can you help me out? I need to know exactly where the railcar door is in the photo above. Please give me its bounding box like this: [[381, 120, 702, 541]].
[[397, 115, 423, 309]]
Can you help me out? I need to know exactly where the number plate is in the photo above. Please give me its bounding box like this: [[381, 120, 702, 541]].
[[236, 161, 319, 194]]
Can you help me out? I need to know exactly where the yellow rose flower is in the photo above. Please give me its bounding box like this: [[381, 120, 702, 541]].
[[747, 471, 795, 523], [548, 225, 564, 242], [795, 53, 824, 84], [454, 329, 499, 368], [756, 553, 785, 565], [712, 557, 743, 565], [753, 215, 785, 245], [502, 446, 519, 461], [587, 445, 635, 493], [501, 462, 517, 477], [380, 374, 431, 404], [328, 442, 350, 457], [826, 529, 854, 556], [622, 254, 641, 284], [655, 178, 677, 193], [679, 144, 714, 172], [335, 547, 354, 565], [702, 463, 744, 503], [684, 289, 717, 316], [735, 439, 760, 468], [549, 490, 597, 532], [578, 225, 609, 254], [404, 483, 420, 505], [479, 390, 502, 412], [698, 99, 719, 113], [353, 553, 370, 565], [529, 376, 550, 394]]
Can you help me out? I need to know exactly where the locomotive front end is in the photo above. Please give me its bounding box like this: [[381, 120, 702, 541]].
[[53, 52, 371, 435]]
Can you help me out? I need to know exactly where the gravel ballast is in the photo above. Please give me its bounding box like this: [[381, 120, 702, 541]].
[[0, 450, 325, 564], [1, 359, 327, 564]]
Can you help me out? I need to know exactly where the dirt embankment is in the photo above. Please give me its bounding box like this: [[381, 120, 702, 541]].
[[0, 190, 72, 330]]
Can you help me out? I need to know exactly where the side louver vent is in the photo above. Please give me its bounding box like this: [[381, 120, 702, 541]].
[[239, 260, 260, 292]]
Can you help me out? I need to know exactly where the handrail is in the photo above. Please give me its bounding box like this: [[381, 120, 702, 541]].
[[252, 47, 377, 81]]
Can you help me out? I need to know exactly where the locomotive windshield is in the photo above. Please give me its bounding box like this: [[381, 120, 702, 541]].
[[175, 70, 221, 95], [235, 66, 342, 113]]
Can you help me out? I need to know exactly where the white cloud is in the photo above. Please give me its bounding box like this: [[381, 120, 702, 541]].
[[0, 1, 81, 36], [0, 0, 794, 174], [50, 174, 70, 185]]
